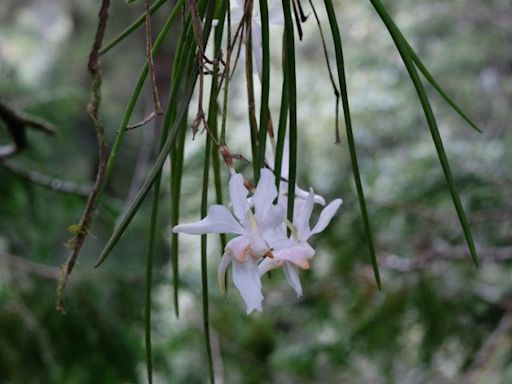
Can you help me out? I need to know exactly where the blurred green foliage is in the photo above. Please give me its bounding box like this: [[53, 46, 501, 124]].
[[1, 0, 511, 383]]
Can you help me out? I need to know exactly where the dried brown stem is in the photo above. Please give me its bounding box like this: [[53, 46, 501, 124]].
[[125, 111, 157, 131], [145, 0, 163, 115], [56, 0, 111, 314], [308, 0, 341, 144]]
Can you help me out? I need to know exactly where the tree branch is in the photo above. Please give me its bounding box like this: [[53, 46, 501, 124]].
[[56, 0, 111, 313]]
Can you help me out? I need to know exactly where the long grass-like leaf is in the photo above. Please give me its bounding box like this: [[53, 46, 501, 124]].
[[144, 164, 161, 384], [100, 0, 170, 56], [282, 0, 297, 224], [256, 0, 271, 181], [94, 71, 194, 267], [170, 118, 188, 317], [95, 0, 216, 267], [274, 51, 289, 195], [370, 6, 482, 133], [101, 0, 185, 195], [369, 0, 479, 267], [323, 0, 382, 288], [210, 3, 228, 261], [201, 134, 214, 384]]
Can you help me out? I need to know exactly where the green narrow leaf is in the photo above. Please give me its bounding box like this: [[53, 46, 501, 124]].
[[100, 0, 171, 56], [144, 166, 161, 384], [94, 77, 193, 265], [323, 0, 382, 288], [201, 134, 215, 384], [282, 0, 297, 224], [100, 0, 185, 197], [369, 0, 479, 267], [142, 3, 194, 369], [170, 118, 188, 318], [373, 8, 482, 133], [95, 0, 217, 267], [210, 4, 228, 263], [274, 52, 289, 195], [256, 0, 271, 181]]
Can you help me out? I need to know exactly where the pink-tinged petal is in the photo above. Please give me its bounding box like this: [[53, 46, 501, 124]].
[[232, 258, 264, 315], [172, 205, 244, 235], [258, 257, 282, 276], [282, 262, 303, 297], [274, 243, 315, 270], [293, 189, 315, 240], [229, 172, 250, 225], [310, 198, 343, 236], [225, 235, 251, 263], [217, 252, 232, 295], [295, 186, 326, 206], [253, 168, 278, 224]]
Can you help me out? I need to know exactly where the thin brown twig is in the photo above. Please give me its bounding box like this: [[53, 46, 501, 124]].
[[215, 3, 246, 98], [189, 0, 207, 137], [125, 110, 157, 131], [307, 0, 341, 144], [56, 0, 111, 314], [243, 0, 259, 163], [145, 0, 163, 115]]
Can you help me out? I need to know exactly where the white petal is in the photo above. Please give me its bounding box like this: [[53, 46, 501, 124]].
[[293, 189, 314, 240], [295, 186, 326, 206], [261, 203, 286, 232], [232, 258, 264, 315], [282, 262, 302, 297], [229, 172, 250, 225], [172, 205, 244, 235], [225, 235, 252, 262], [217, 252, 232, 295], [258, 257, 281, 276], [253, 168, 278, 224], [310, 198, 343, 236], [273, 243, 315, 270]]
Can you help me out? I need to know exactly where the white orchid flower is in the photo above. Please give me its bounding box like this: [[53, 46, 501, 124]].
[[173, 168, 285, 314], [231, 0, 284, 77], [259, 190, 343, 297]]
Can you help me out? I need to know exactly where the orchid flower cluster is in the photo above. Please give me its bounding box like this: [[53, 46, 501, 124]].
[[173, 167, 342, 314]]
